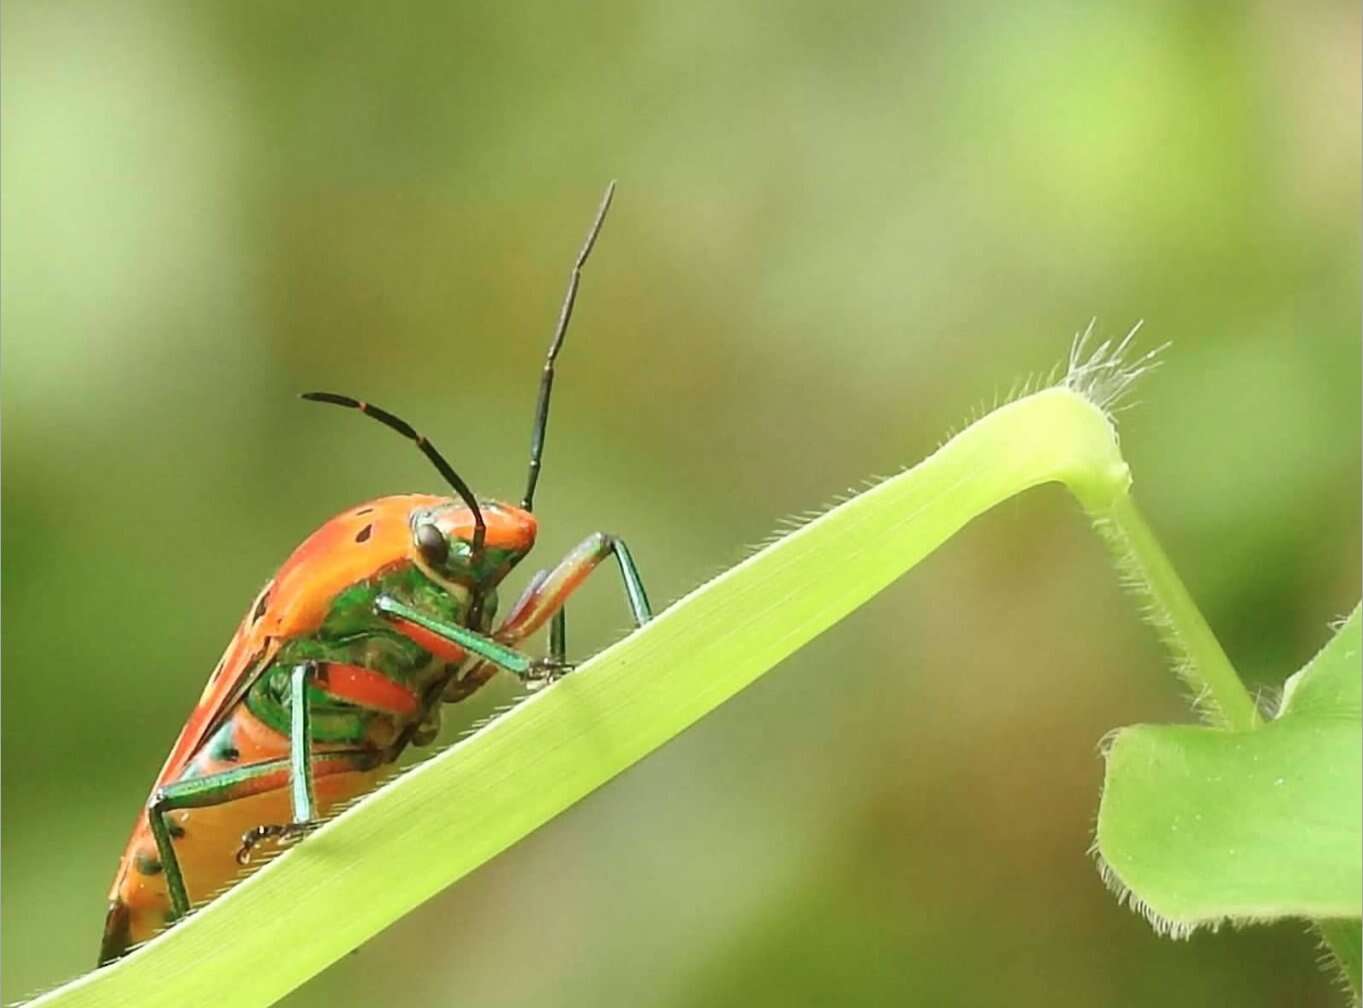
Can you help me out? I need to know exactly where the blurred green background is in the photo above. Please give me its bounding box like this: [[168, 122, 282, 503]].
[[3, 3, 1359, 1005]]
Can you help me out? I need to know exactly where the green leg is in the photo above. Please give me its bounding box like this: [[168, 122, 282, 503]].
[[523, 610, 573, 687], [603, 535, 653, 626], [236, 663, 328, 861], [549, 609, 567, 664], [375, 595, 539, 679], [515, 532, 651, 627], [290, 663, 316, 822], [550, 534, 651, 669], [417, 533, 653, 694], [500, 533, 652, 642], [503, 533, 651, 681], [147, 744, 375, 919]]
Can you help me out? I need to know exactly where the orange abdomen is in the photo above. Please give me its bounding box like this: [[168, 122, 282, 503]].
[[102, 705, 386, 957]]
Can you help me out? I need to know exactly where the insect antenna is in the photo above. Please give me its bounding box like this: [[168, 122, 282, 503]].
[[300, 392, 486, 553], [521, 180, 617, 512]]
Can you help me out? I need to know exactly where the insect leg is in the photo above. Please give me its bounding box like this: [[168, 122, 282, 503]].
[[378, 529, 651, 689], [290, 663, 316, 823], [455, 532, 651, 686], [495, 532, 653, 645], [239, 661, 422, 860], [549, 609, 567, 663], [146, 748, 378, 919], [374, 595, 536, 679], [233, 663, 323, 861]]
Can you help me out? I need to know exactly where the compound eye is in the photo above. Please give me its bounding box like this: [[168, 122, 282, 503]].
[[414, 522, 449, 566]]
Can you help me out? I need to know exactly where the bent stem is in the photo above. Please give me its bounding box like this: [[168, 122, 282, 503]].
[[30, 381, 1256, 1008], [1095, 495, 1260, 731]]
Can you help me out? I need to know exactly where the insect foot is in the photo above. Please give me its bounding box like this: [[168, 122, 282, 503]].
[[525, 657, 576, 689], [236, 820, 323, 864]]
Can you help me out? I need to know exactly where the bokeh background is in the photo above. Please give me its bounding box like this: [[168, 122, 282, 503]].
[[3, 3, 1359, 1005]]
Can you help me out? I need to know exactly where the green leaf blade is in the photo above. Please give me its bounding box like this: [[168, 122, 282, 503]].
[[1099, 718, 1362, 926], [1280, 608, 1362, 721], [1097, 607, 1363, 931], [29, 387, 1130, 1008]]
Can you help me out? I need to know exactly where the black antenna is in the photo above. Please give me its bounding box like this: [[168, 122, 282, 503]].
[[521, 180, 616, 512], [301, 392, 486, 553]]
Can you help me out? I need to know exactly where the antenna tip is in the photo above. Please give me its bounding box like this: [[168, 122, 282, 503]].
[[300, 391, 360, 409]]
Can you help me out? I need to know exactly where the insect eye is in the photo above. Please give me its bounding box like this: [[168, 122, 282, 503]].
[[414, 523, 449, 566]]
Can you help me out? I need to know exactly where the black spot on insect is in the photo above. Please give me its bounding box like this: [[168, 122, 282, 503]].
[[355, 507, 374, 516], [134, 852, 163, 876], [355, 523, 373, 543], [167, 820, 186, 840]]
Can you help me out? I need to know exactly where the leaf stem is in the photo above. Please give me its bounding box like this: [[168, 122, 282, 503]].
[[1094, 494, 1260, 731]]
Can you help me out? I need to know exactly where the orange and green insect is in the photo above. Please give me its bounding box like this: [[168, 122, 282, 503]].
[[99, 183, 651, 964]]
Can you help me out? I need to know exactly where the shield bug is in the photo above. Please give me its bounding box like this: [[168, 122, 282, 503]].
[[99, 183, 651, 963]]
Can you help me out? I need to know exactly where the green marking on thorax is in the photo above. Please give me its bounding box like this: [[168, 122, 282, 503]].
[[242, 560, 502, 743]]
